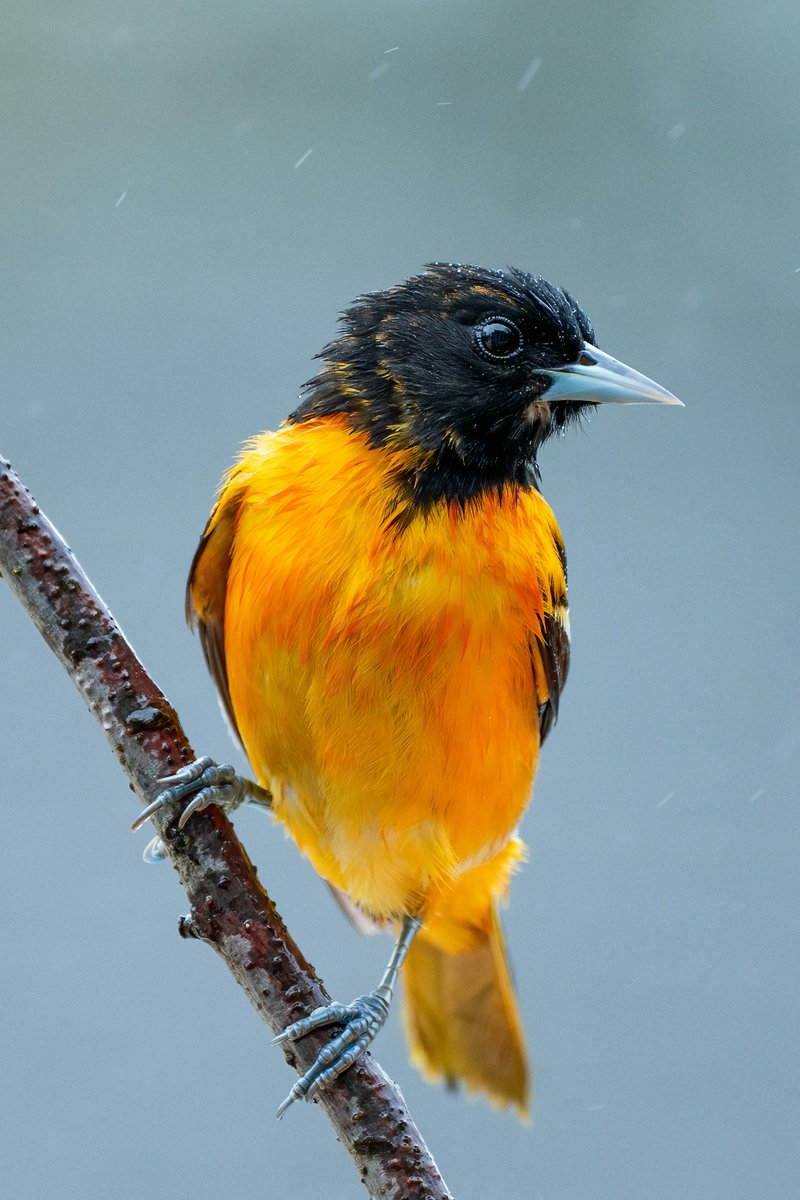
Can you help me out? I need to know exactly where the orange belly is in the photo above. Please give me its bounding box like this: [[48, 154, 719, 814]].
[[221, 418, 565, 925]]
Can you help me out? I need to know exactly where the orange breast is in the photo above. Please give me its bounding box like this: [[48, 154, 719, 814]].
[[220, 418, 566, 922]]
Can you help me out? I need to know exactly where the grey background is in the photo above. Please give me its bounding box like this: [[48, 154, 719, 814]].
[[1, 2, 798, 1198]]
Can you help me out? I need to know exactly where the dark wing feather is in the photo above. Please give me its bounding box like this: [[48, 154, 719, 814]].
[[536, 608, 570, 743], [185, 485, 244, 746], [325, 882, 384, 936]]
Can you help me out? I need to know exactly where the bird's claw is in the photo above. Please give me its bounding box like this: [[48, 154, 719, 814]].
[[131, 755, 247, 834], [142, 835, 168, 863], [274, 992, 390, 1117]]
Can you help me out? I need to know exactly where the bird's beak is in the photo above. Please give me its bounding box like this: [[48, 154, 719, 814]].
[[543, 344, 683, 406]]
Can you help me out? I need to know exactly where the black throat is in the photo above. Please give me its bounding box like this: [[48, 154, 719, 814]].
[[288, 370, 547, 512]]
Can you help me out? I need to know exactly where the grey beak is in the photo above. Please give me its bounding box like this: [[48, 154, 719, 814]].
[[543, 344, 683, 406]]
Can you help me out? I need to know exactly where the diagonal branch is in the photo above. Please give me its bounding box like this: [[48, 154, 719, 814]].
[[0, 451, 452, 1200]]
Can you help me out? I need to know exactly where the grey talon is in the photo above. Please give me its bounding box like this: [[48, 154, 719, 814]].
[[273, 915, 420, 1116], [142, 836, 168, 863], [131, 755, 271, 836], [276, 1081, 307, 1119], [130, 796, 167, 832]]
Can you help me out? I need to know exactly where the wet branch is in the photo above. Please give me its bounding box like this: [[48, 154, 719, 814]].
[[0, 451, 451, 1200]]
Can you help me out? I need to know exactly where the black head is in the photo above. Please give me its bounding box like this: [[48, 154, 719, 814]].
[[289, 263, 678, 508]]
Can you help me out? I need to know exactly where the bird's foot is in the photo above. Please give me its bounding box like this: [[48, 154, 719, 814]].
[[131, 755, 271, 850], [272, 989, 391, 1117]]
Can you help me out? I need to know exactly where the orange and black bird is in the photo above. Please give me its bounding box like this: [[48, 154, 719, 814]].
[[134, 263, 681, 1117]]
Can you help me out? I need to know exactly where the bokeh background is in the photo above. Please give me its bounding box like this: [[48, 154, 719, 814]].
[[2, 3, 798, 1198]]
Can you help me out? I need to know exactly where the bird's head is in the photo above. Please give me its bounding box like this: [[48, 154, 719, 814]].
[[291, 263, 681, 507]]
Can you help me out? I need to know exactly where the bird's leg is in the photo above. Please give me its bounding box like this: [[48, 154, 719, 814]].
[[273, 913, 421, 1117], [132, 755, 272, 861]]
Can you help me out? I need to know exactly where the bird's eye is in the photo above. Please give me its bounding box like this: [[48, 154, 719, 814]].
[[474, 316, 524, 362]]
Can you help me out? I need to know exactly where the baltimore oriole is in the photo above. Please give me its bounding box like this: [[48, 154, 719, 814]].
[[134, 264, 681, 1117]]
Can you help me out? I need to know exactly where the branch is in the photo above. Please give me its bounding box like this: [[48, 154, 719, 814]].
[[0, 452, 452, 1200]]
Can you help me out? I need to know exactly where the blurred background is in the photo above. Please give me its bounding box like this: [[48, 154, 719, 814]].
[[1, 2, 798, 1198]]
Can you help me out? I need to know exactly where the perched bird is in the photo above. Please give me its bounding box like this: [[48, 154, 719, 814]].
[[134, 263, 680, 1117]]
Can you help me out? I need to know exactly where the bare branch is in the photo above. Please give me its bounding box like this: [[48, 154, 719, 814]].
[[0, 452, 452, 1200]]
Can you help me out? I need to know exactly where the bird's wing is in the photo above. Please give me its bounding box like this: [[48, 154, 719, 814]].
[[532, 604, 570, 744], [185, 470, 248, 746], [325, 883, 385, 936]]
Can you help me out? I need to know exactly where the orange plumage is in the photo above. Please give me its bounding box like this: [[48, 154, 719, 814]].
[[189, 414, 567, 1113]]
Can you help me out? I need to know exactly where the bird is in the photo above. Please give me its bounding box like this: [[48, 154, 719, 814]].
[[133, 263, 681, 1118]]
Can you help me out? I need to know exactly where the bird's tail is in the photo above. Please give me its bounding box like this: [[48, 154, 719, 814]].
[[401, 900, 530, 1117]]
